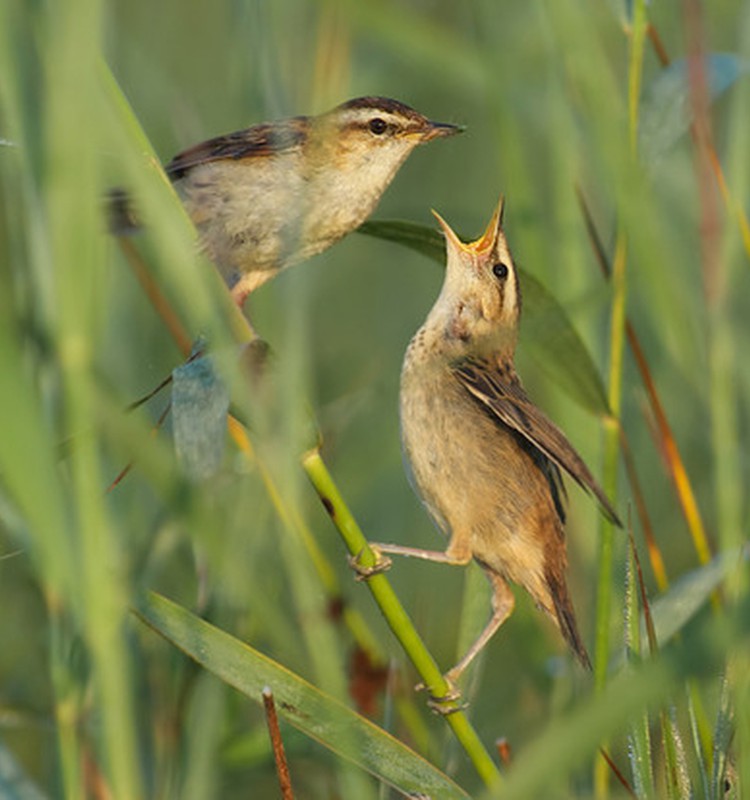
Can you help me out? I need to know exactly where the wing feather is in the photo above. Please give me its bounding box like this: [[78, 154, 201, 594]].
[[165, 120, 308, 179], [454, 357, 621, 526]]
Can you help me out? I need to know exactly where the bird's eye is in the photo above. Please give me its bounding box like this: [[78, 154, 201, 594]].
[[368, 117, 388, 135], [492, 262, 509, 280]]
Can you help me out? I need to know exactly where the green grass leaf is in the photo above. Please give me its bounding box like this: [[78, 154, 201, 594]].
[[136, 591, 472, 800], [646, 546, 748, 647]]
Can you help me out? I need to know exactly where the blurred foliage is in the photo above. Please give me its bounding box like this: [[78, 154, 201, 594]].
[[0, 0, 749, 798]]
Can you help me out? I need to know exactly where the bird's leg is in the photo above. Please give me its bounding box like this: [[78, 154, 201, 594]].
[[423, 573, 515, 715], [231, 285, 251, 310], [444, 572, 515, 684], [372, 534, 474, 566], [348, 534, 472, 580], [350, 535, 483, 714]]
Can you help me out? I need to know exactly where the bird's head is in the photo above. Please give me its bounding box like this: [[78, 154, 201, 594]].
[[429, 198, 521, 354], [312, 96, 463, 186]]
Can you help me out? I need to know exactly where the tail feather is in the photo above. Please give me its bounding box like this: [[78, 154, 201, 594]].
[[545, 568, 591, 671]]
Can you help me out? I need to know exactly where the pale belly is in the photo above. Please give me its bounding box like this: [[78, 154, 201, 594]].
[[175, 159, 382, 286], [400, 364, 559, 594]]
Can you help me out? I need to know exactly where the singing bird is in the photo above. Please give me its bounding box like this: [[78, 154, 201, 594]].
[[370, 199, 620, 689]]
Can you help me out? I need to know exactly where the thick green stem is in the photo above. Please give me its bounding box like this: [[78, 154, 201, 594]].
[[302, 448, 501, 790]]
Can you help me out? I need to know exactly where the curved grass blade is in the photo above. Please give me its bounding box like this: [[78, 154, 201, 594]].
[[136, 592, 471, 800], [358, 219, 447, 262], [711, 678, 735, 800], [357, 220, 610, 416], [645, 546, 748, 648], [521, 269, 610, 416]]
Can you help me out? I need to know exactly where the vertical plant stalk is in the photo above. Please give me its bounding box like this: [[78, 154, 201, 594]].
[[117, 237, 193, 355], [684, 0, 742, 554], [580, 183, 714, 588], [682, 0, 736, 561], [630, 336, 712, 571], [624, 537, 655, 799], [618, 426, 668, 591], [648, 15, 747, 571], [578, 189, 670, 591], [47, 605, 85, 799], [100, 61, 255, 352], [227, 418, 385, 665], [595, 6, 647, 796], [301, 448, 502, 790], [684, 2, 749, 792], [593, 232, 628, 692], [706, 147, 750, 259], [627, 521, 689, 799], [46, 5, 147, 797], [263, 687, 296, 800], [593, 1, 645, 680]]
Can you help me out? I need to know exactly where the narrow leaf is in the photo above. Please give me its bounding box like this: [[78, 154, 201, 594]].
[[625, 535, 656, 798], [358, 219, 445, 262], [521, 270, 610, 415], [645, 546, 748, 647], [136, 592, 472, 800], [711, 677, 735, 800], [687, 689, 711, 799], [357, 220, 610, 416]]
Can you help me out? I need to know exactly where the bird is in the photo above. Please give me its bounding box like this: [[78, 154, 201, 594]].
[[366, 198, 620, 691], [112, 97, 462, 307]]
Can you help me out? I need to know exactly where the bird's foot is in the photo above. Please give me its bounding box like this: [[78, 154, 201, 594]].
[[348, 546, 393, 582], [416, 675, 467, 716]]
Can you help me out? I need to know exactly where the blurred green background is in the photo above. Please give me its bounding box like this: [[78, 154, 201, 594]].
[[0, 0, 748, 797]]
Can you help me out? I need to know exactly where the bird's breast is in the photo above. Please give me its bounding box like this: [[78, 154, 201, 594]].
[[175, 156, 308, 276], [400, 356, 559, 587]]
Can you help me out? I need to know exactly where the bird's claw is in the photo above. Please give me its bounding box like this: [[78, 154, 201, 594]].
[[348, 547, 392, 581], [415, 677, 467, 715]]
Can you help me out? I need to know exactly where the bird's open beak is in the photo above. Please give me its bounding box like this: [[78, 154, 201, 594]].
[[420, 120, 465, 141], [431, 209, 465, 252], [431, 196, 505, 255], [471, 196, 505, 253]]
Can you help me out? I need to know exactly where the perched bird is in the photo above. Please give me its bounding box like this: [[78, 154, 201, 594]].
[[113, 97, 462, 306], [372, 198, 620, 687]]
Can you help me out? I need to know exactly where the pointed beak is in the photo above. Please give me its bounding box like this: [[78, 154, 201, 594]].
[[431, 208, 466, 252], [471, 196, 505, 253], [431, 197, 506, 260], [420, 119, 465, 142]]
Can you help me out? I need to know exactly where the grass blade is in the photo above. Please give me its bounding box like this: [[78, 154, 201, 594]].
[[136, 591, 472, 800]]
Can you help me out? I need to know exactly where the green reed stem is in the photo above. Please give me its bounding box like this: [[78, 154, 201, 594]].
[[302, 448, 502, 790]]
